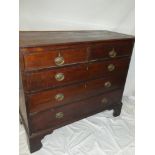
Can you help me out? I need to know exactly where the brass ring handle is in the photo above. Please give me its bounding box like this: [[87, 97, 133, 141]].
[[104, 81, 112, 88], [55, 93, 64, 101], [55, 73, 65, 81], [109, 48, 117, 58], [107, 64, 115, 71], [56, 112, 64, 119], [101, 98, 108, 104], [54, 56, 64, 66]]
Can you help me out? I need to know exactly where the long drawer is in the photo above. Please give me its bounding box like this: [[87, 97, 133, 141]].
[[30, 89, 123, 133], [28, 74, 126, 113], [24, 58, 130, 92], [22, 40, 133, 71]]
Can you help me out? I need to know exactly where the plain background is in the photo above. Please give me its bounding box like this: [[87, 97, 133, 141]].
[[1, 0, 155, 155], [19, 0, 135, 96]]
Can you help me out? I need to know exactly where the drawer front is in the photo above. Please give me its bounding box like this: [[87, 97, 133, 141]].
[[89, 40, 133, 60], [88, 58, 130, 79], [86, 74, 126, 95], [28, 83, 86, 113], [25, 58, 130, 92], [28, 74, 126, 113], [24, 48, 87, 71], [25, 64, 87, 92], [30, 89, 123, 133]]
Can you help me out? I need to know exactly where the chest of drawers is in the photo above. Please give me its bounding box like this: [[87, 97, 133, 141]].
[[19, 31, 134, 153]]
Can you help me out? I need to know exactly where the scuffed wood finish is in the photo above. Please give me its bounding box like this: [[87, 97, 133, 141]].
[[30, 89, 123, 133], [21, 39, 134, 72], [19, 30, 135, 153], [24, 57, 130, 92], [24, 47, 87, 71], [28, 74, 126, 113], [24, 64, 87, 92], [88, 57, 130, 79], [20, 31, 134, 47], [89, 39, 133, 60]]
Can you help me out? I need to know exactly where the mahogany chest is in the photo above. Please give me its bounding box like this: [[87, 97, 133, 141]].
[[19, 30, 135, 153]]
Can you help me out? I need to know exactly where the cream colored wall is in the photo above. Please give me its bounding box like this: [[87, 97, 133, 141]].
[[20, 0, 135, 96]]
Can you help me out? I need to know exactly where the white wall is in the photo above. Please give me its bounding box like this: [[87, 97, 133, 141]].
[[20, 0, 135, 96]]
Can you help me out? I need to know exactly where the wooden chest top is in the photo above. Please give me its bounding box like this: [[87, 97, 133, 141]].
[[19, 30, 134, 47]]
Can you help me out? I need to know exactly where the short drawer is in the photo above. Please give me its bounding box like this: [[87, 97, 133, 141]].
[[28, 74, 126, 113], [89, 40, 134, 60], [23, 48, 87, 71], [30, 89, 123, 133], [86, 74, 126, 95], [88, 57, 130, 79]]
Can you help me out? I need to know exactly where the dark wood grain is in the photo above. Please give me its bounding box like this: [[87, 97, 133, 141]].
[[23, 47, 87, 71], [19, 30, 135, 153], [24, 57, 130, 92], [21, 39, 134, 72], [30, 89, 123, 133], [27, 98, 123, 153], [20, 31, 134, 47], [28, 74, 126, 113], [24, 64, 87, 92], [89, 39, 133, 60], [88, 57, 130, 79]]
